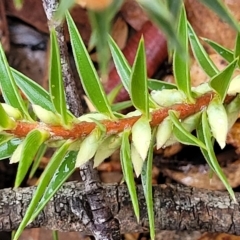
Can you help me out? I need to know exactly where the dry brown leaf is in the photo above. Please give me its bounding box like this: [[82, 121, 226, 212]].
[[162, 153, 240, 190], [111, 16, 128, 50], [199, 233, 240, 240], [185, 0, 240, 53], [120, 0, 148, 31], [227, 122, 240, 154]]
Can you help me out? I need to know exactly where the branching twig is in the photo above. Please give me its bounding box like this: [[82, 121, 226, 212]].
[[0, 182, 239, 235]]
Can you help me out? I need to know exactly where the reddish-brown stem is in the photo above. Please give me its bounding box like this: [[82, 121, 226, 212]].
[[8, 92, 215, 139], [105, 21, 168, 102]]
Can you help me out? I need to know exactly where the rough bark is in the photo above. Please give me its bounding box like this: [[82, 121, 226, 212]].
[[0, 182, 240, 235], [42, 0, 83, 117]]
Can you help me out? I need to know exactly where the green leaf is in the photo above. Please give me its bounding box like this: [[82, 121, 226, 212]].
[[111, 100, 132, 112], [0, 138, 21, 160], [148, 79, 177, 91], [202, 38, 234, 63], [198, 0, 240, 32], [12, 130, 49, 187], [88, 9, 111, 75], [12, 68, 55, 112], [209, 59, 237, 102], [108, 36, 131, 92], [13, 140, 72, 240], [173, 6, 193, 101], [107, 84, 123, 104], [141, 128, 156, 240], [49, 29, 69, 125], [66, 12, 114, 118], [169, 110, 206, 149], [0, 43, 31, 119], [130, 38, 149, 117], [197, 111, 236, 202], [29, 151, 77, 223], [137, 0, 183, 54], [120, 130, 140, 221], [29, 144, 48, 179], [0, 103, 16, 130], [188, 22, 218, 77], [0, 134, 13, 145], [167, 0, 182, 23]]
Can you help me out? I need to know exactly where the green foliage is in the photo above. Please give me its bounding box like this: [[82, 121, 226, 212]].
[[0, 1, 240, 239], [66, 11, 114, 118], [130, 38, 149, 118], [120, 130, 140, 221], [173, 5, 193, 102], [49, 29, 70, 126]]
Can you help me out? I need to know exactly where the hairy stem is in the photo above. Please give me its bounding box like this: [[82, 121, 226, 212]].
[[8, 92, 216, 139]]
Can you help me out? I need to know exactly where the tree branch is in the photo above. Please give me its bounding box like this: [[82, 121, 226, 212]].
[[0, 182, 239, 235]]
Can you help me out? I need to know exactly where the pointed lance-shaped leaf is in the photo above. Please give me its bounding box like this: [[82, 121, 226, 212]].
[[0, 138, 21, 160], [108, 36, 131, 92], [202, 38, 234, 63], [197, 111, 236, 202], [12, 68, 55, 112], [130, 37, 149, 118], [13, 140, 72, 240], [207, 97, 228, 149], [66, 11, 114, 118], [141, 127, 156, 240], [49, 29, 69, 126], [209, 59, 237, 102], [188, 22, 218, 77], [148, 79, 177, 91], [173, 5, 193, 102], [169, 110, 206, 149], [29, 150, 77, 223], [120, 130, 140, 221], [132, 117, 151, 161], [0, 43, 31, 120], [12, 129, 50, 187]]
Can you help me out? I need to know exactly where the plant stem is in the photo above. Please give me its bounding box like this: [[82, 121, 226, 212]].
[[8, 92, 216, 139], [42, 0, 82, 117]]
